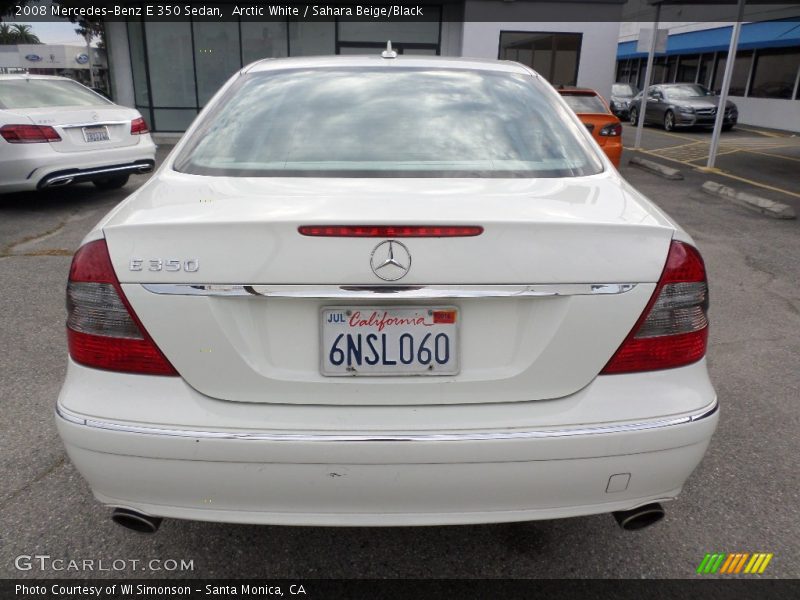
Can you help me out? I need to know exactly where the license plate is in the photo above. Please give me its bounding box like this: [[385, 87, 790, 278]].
[[82, 126, 109, 142], [321, 306, 459, 376]]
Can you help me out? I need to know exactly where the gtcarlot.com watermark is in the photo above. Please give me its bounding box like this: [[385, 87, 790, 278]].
[[14, 554, 194, 573]]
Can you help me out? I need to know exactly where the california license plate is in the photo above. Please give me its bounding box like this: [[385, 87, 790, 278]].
[[321, 306, 459, 376], [82, 126, 109, 142]]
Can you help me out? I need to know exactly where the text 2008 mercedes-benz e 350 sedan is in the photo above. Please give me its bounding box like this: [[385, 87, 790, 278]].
[[56, 55, 717, 533]]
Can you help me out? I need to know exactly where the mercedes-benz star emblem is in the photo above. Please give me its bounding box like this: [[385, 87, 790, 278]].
[[370, 240, 411, 281]]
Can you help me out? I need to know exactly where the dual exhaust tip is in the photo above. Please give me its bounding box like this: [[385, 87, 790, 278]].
[[612, 502, 665, 531], [111, 502, 665, 534], [111, 508, 162, 534]]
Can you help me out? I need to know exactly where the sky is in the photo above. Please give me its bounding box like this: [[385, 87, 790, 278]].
[[8, 21, 89, 46]]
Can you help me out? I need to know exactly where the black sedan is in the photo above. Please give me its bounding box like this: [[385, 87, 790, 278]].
[[609, 83, 639, 119], [629, 83, 738, 132]]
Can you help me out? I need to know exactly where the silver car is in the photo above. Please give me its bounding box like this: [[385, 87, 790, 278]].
[[629, 83, 738, 132]]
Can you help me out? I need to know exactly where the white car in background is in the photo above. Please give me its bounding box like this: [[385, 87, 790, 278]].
[[0, 75, 155, 193], [56, 55, 717, 534]]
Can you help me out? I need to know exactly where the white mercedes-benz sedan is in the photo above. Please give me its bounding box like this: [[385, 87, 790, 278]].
[[0, 75, 155, 193], [56, 55, 717, 533]]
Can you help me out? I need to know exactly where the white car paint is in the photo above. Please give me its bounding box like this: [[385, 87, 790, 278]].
[[56, 56, 717, 527], [0, 75, 156, 193]]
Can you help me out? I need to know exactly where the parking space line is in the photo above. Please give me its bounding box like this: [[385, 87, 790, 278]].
[[634, 148, 800, 200], [743, 149, 800, 163], [734, 126, 791, 138]]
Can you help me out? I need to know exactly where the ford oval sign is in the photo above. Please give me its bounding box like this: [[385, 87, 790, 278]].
[[25, 54, 42, 62], [76, 53, 90, 65]]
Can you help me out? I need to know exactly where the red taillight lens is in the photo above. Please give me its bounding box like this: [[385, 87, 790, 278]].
[[0, 124, 61, 143], [599, 123, 622, 137], [67, 239, 177, 376], [130, 117, 149, 135], [601, 240, 708, 374], [298, 226, 484, 237]]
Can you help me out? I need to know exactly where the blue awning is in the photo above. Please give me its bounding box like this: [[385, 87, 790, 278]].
[[617, 20, 800, 59]]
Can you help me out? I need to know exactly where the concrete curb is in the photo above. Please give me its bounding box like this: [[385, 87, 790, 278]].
[[628, 156, 683, 180], [701, 181, 796, 220]]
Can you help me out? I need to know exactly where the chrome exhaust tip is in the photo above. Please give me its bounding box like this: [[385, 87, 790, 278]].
[[44, 177, 73, 188], [612, 502, 665, 531], [111, 508, 162, 534]]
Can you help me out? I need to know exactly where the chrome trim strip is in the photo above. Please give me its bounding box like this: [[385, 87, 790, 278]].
[[140, 283, 638, 299], [60, 120, 130, 128], [56, 400, 717, 443]]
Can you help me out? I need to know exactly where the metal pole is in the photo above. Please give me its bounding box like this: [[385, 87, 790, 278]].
[[707, 0, 746, 169], [634, 3, 661, 149], [84, 32, 96, 88]]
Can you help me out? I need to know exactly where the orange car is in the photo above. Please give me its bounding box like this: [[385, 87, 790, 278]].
[[558, 88, 622, 167]]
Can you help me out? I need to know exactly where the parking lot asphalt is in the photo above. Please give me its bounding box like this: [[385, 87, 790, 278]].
[[1, 141, 798, 580], [622, 122, 800, 209]]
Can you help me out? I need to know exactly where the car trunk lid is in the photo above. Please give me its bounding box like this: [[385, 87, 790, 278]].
[[104, 171, 675, 405]]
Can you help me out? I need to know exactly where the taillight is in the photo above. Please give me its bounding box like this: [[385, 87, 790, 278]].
[[66, 239, 177, 376], [0, 124, 61, 143], [130, 117, 149, 135], [599, 123, 622, 137], [298, 226, 484, 237], [601, 240, 708, 374]]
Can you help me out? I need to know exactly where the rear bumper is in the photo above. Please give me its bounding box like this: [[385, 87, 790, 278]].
[[37, 159, 154, 189], [0, 138, 155, 193], [56, 359, 718, 526]]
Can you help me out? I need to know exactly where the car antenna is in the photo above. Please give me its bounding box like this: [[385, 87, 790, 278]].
[[381, 40, 397, 59]]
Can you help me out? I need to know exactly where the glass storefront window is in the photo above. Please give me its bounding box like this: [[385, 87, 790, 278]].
[[241, 22, 288, 64], [676, 54, 699, 83], [126, 20, 149, 109], [499, 32, 582, 87], [124, 16, 445, 131], [288, 22, 335, 56], [713, 50, 753, 96], [194, 21, 241, 106], [153, 108, 198, 132], [749, 47, 800, 99], [697, 53, 714, 87], [144, 22, 196, 107]]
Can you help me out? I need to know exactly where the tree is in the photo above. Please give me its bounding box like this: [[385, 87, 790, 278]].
[[0, 22, 41, 44], [10, 23, 40, 43], [0, 23, 14, 44]]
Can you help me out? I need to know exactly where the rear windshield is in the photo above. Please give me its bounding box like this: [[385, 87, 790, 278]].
[[0, 79, 110, 109], [560, 93, 609, 114], [174, 68, 603, 178], [612, 83, 638, 97]]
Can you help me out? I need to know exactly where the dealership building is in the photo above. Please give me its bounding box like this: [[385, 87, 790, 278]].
[[616, 20, 800, 132], [0, 43, 108, 89], [103, 0, 625, 132]]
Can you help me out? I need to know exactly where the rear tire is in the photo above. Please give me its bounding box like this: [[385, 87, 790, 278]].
[[93, 174, 130, 190], [629, 107, 639, 126], [663, 110, 675, 132], [722, 124, 734, 132]]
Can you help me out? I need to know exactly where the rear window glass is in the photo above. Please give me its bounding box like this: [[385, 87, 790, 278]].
[[0, 79, 110, 109], [612, 83, 638, 97], [560, 93, 609, 114], [174, 68, 603, 178]]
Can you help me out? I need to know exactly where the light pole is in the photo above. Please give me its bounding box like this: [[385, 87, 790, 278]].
[[83, 31, 96, 88], [706, 0, 747, 170], [634, 2, 662, 149]]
